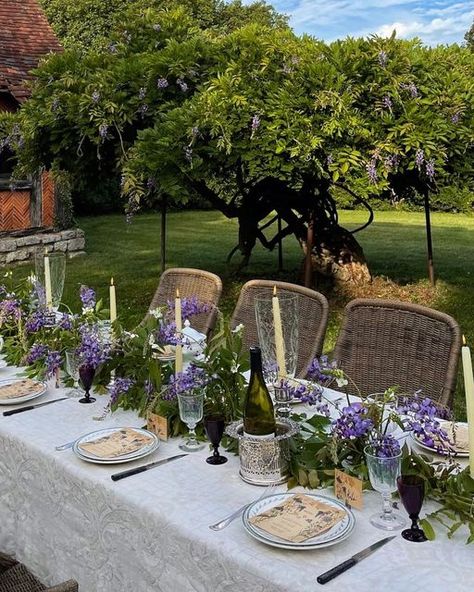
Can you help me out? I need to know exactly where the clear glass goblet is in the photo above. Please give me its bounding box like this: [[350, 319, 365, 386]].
[[65, 350, 82, 398], [177, 392, 205, 452], [364, 446, 406, 531]]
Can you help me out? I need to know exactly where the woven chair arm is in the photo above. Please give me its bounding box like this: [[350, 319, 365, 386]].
[[46, 580, 79, 592], [0, 552, 17, 573]]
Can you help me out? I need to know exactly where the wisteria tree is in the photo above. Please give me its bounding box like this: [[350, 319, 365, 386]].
[[1, 2, 473, 284]]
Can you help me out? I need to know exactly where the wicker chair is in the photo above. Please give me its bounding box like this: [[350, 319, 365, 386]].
[[230, 280, 329, 378], [0, 553, 78, 592], [142, 268, 223, 335], [333, 298, 462, 408]]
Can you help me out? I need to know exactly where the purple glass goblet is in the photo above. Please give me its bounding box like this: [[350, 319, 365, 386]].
[[397, 475, 427, 542], [204, 417, 227, 465], [78, 364, 96, 404]]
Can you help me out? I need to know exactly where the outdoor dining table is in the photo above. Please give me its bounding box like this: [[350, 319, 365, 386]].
[[0, 362, 472, 592]]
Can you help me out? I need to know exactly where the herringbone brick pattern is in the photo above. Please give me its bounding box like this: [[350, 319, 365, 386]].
[[41, 171, 55, 227], [0, 191, 31, 230]]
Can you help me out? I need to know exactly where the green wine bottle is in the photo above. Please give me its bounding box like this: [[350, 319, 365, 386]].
[[243, 347, 276, 438]]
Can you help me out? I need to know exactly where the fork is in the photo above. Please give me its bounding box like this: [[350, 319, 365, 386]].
[[209, 483, 277, 531], [55, 440, 75, 451]]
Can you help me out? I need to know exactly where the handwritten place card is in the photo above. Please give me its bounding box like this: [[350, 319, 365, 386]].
[[249, 495, 345, 543], [334, 469, 363, 510], [147, 412, 169, 441]]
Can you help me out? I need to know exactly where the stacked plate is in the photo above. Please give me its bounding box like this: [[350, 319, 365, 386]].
[[242, 492, 355, 550], [411, 421, 469, 457], [72, 427, 160, 465], [0, 378, 47, 406]]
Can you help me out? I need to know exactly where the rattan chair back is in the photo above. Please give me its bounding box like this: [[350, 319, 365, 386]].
[[0, 552, 78, 592], [230, 280, 329, 378], [333, 298, 461, 408], [143, 268, 222, 335]]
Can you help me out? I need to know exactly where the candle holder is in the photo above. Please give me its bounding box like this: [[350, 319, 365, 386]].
[[255, 292, 299, 384], [273, 384, 292, 418]]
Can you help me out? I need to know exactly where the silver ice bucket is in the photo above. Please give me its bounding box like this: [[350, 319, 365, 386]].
[[226, 419, 300, 486]]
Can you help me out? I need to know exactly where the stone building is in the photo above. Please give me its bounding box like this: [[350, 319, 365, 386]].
[[0, 0, 84, 264]]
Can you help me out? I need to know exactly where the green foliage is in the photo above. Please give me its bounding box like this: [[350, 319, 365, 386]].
[[465, 21, 474, 51], [39, 0, 286, 52]]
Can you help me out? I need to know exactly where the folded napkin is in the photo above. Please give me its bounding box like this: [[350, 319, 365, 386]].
[[78, 428, 154, 458], [249, 495, 345, 543]]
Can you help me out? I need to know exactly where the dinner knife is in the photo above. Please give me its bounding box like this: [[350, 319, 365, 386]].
[[3, 397, 68, 417], [111, 453, 188, 481], [317, 535, 396, 585]]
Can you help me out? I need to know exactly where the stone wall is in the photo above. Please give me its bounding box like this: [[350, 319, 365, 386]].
[[0, 228, 85, 265]]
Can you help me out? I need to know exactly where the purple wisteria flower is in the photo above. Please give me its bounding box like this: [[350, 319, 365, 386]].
[[25, 309, 48, 333], [250, 114, 261, 138], [415, 149, 425, 169], [164, 364, 209, 400], [332, 403, 374, 440], [378, 50, 388, 67], [382, 95, 393, 111], [109, 377, 134, 405], [144, 379, 154, 398], [80, 285, 96, 311], [451, 112, 460, 124], [156, 320, 179, 346], [282, 379, 330, 415], [177, 78, 188, 92], [366, 160, 378, 184], [396, 394, 451, 452], [307, 355, 338, 384], [166, 296, 210, 321], [76, 325, 110, 369], [157, 77, 169, 89], [425, 158, 436, 181], [139, 87, 147, 100], [91, 90, 101, 103], [138, 104, 148, 117], [326, 154, 333, 166], [108, 43, 118, 54], [30, 276, 46, 307], [26, 343, 49, 365], [184, 146, 193, 163], [384, 154, 399, 170], [99, 124, 109, 140], [46, 350, 62, 378], [369, 433, 401, 458], [51, 98, 60, 112], [153, 23, 161, 32], [146, 177, 156, 191], [0, 297, 22, 323], [58, 313, 74, 331]]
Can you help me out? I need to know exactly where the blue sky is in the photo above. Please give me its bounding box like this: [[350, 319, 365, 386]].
[[262, 1, 474, 45]]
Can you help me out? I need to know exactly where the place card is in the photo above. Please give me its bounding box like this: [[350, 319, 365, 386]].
[[249, 494, 345, 543], [147, 411, 169, 441], [334, 469, 363, 510]]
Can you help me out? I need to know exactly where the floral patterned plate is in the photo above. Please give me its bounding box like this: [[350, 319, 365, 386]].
[[242, 492, 355, 550]]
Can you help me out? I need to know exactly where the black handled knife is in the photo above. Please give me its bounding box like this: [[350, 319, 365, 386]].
[[111, 453, 188, 481], [3, 397, 68, 417], [317, 535, 396, 585]]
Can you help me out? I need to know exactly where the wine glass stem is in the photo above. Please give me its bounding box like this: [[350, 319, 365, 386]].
[[382, 493, 393, 519], [188, 426, 197, 445]]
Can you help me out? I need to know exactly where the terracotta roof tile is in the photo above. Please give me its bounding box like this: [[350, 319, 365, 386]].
[[0, 0, 61, 103]]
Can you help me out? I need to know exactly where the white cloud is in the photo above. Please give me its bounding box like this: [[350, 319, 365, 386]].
[[265, 0, 473, 45], [377, 12, 474, 44]]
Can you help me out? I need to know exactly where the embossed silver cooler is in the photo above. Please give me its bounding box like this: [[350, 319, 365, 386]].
[[226, 419, 300, 486]]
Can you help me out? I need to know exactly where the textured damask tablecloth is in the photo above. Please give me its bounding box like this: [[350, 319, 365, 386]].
[[0, 363, 473, 592]]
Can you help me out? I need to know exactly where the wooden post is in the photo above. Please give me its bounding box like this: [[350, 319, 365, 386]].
[[29, 172, 42, 228], [160, 196, 167, 276], [277, 214, 283, 272], [304, 211, 314, 288], [423, 188, 435, 286]]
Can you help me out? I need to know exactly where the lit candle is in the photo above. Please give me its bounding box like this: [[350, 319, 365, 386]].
[[175, 289, 183, 375], [272, 286, 286, 379], [44, 250, 52, 309], [461, 336, 474, 478], [109, 278, 117, 323]]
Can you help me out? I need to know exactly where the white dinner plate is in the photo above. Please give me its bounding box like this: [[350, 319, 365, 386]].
[[0, 378, 47, 405], [411, 422, 469, 458], [72, 427, 160, 464], [242, 492, 355, 550]]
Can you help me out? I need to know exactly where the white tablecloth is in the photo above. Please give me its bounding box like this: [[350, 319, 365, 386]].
[[0, 364, 473, 592]]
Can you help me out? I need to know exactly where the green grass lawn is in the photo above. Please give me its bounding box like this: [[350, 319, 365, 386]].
[[6, 209, 474, 419]]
